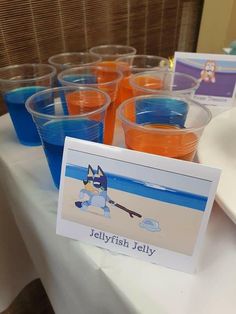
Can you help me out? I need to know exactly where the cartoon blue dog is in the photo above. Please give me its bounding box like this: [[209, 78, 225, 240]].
[[75, 165, 142, 219], [75, 165, 111, 218]]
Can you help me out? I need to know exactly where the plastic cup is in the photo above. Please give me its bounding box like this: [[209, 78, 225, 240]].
[[26, 86, 110, 188], [116, 55, 170, 75], [118, 94, 211, 161], [130, 71, 200, 96], [115, 55, 170, 104], [89, 44, 136, 62], [0, 64, 56, 146], [58, 66, 122, 145], [48, 52, 101, 72], [89, 45, 136, 115], [49, 53, 102, 114]]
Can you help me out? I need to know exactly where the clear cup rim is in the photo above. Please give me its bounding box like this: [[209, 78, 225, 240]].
[[25, 86, 111, 120], [116, 54, 170, 63], [89, 44, 137, 58], [58, 65, 123, 87], [116, 54, 170, 73], [0, 63, 56, 84], [129, 70, 200, 94], [48, 52, 102, 66], [118, 93, 212, 133]]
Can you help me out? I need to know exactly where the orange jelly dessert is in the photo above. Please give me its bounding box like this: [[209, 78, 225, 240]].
[[124, 124, 198, 161]]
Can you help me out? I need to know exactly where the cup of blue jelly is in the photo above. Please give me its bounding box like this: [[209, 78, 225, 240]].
[[0, 64, 56, 146], [134, 96, 189, 128], [26, 86, 111, 188]]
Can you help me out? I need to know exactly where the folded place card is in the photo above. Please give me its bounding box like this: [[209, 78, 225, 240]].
[[56, 137, 221, 273], [174, 52, 236, 106]]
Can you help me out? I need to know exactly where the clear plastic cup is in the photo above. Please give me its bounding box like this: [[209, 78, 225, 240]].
[[130, 71, 200, 96], [58, 66, 122, 145], [89, 44, 137, 61], [118, 94, 211, 161], [115, 55, 170, 104], [89, 45, 136, 115], [48, 52, 101, 72], [26, 86, 110, 188], [116, 55, 170, 75], [0, 64, 56, 146]]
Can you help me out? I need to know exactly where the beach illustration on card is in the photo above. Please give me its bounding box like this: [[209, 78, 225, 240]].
[[174, 52, 236, 105], [61, 159, 209, 256], [75, 165, 143, 220]]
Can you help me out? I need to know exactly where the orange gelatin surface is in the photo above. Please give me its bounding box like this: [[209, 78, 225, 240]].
[[66, 90, 106, 115], [97, 61, 118, 71], [66, 91, 116, 145], [119, 76, 163, 104], [125, 124, 198, 161], [91, 62, 121, 144], [119, 77, 134, 103], [135, 76, 163, 90]]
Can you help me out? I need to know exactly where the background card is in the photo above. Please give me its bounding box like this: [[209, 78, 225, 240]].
[[57, 137, 220, 273], [174, 52, 236, 106]]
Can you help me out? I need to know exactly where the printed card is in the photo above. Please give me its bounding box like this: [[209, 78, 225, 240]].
[[56, 137, 221, 273], [174, 52, 236, 106]]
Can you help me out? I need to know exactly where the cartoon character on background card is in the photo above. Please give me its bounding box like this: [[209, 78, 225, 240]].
[[75, 165, 142, 219], [200, 60, 216, 83]]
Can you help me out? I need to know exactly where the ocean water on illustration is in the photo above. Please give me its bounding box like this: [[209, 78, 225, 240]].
[[67, 164, 208, 212]]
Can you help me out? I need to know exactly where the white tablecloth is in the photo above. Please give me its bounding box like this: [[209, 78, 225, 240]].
[[1, 113, 236, 314]]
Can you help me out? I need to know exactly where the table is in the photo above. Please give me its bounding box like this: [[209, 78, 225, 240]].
[[1, 113, 236, 314]]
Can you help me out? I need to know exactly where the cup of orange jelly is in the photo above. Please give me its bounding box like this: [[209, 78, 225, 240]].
[[58, 66, 122, 145], [115, 55, 170, 104], [89, 44, 137, 111], [117, 94, 211, 161]]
